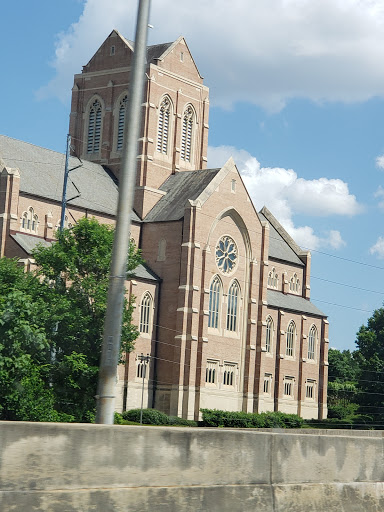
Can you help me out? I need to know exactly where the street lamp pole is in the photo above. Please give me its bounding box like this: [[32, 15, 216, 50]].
[[95, 0, 152, 424], [138, 353, 150, 425]]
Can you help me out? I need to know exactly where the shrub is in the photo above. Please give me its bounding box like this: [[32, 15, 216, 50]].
[[122, 408, 169, 425], [168, 416, 197, 427], [200, 409, 304, 429], [114, 412, 125, 424], [328, 403, 359, 420]]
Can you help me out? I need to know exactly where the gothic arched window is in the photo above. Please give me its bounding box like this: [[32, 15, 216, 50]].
[[226, 280, 240, 332], [117, 95, 128, 151], [286, 321, 296, 357], [208, 276, 222, 329], [21, 207, 38, 234], [139, 292, 153, 334], [268, 268, 278, 289], [157, 97, 171, 154], [289, 273, 300, 293], [87, 99, 102, 153], [180, 105, 194, 162], [265, 316, 273, 353], [308, 325, 317, 360]]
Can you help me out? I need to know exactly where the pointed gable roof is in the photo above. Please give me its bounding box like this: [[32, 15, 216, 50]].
[[143, 158, 245, 223], [143, 167, 221, 223], [258, 206, 308, 265], [152, 36, 203, 79]]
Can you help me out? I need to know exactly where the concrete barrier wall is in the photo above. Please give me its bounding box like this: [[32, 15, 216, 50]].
[[0, 422, 383, 511]]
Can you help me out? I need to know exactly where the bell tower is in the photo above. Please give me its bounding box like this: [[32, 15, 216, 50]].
[[69, 30, 210, 218]]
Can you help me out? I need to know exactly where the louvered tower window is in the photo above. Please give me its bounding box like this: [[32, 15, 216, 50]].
[[157, 97, 171, 154], [117, 95, 128, 151], [87, 99, 102, 153], [208, 276, 221, 329], [226, 281, 240, 332], [180, 105, 194, 162]]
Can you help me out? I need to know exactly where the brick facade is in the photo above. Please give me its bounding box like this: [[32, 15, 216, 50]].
[[0, 30, 328, 420]]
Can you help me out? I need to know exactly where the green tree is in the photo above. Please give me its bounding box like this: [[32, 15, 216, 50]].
[[327, 348, 361, 419], [355, 308, 384, 422], [0, 218, 142, 422]]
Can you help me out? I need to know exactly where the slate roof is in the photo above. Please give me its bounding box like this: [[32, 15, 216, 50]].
[[258, 211, 304, 266], [0, 135, 141, 223], [122, 33, 173, 65], [11, 232, 52, 254], [144, 168, 221, 222], [267, 289, 326, 317], [147, 42, 174, 64], [10, 232, 158, 281], [132, 262, 161, 282]]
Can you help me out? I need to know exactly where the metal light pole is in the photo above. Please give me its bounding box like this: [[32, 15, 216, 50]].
[[95, 0, 152, 424], [138, 353, 150, 425]]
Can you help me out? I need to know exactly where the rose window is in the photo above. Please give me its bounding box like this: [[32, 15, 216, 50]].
[[216, 236, 238, 274]]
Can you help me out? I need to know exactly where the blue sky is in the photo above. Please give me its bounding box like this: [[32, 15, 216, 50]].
[[2, 0, 384, 352]]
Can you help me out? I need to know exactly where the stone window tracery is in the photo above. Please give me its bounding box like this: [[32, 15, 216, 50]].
[[226, 280, 240, 332], [139, 292, 153, 334], [286, 321, 296, 357], [216, 236, 238, 274], [265, 316, 273, 353], [208, 276, 221, 329], [307, 325, 317, 360]]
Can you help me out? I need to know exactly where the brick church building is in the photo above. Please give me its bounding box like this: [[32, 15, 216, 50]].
[[0, 30, 328, 420]]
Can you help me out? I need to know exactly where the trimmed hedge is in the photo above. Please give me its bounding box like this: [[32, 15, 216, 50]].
[[122, 408, 170, 425], [168, 416, 198, 427], [200, 409, 305, 429], [120, 408, 198, 427]]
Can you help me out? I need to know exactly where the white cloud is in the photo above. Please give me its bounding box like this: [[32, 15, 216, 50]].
[[208, 145, 361, 250], [38, 0, 384, 110], [376, 155, 384, 169], [374, 185, 384, 210], [370, 236, 384, 258]]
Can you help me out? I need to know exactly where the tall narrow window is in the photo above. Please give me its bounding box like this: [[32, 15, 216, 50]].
[[306, 380, 315, 399], [117, 95, 128, 151], [139, 292, 153, 334], [223, 363, 236, 386], [286, 321, 296, 357], [205, 360, 218, 384], [157, 97, 171, 154], [226, 281, 240, 332], [87, 99, 102, 153], [307, 325, 317, 360], [264, 373, 272, 394], [265, 316, 273, 353], [208, 276, 221, 329], [180, 105, 194, 162], [137, 358, 149, 379], [284, 376, 294, 397]]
